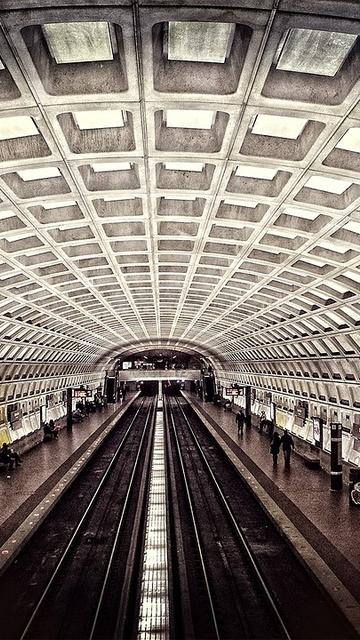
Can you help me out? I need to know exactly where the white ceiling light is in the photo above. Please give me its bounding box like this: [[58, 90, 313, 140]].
[[73, 110, 125, 130], [168, 21, 235, 63], [343, 220, 360, 234], [43, 22, 113, 64], [276, 28, 357, 76], [282, 206, 318, 220], [164, 162, 204, 172], [163, 195, 197, 201], [318, 240, 348, 253], [251, 114, 308, 139], [0, 210, 15, 219], [0, 116, 39, 141], [336, 128, 360, 153], [304, 175, 352, 194], [17, 167, 61, 181], [223, 198, 257, 208], [166, 109, 215, 129], [91, 162, 131, 172], [42, 200, 76, 210], [103, 195, 136, 202], [235, 165, 277, 180], [0, 57, 4, 70]]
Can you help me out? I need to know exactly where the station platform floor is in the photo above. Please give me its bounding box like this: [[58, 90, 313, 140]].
[[0, 395, 137, 547], [183, 391, 360, 609]]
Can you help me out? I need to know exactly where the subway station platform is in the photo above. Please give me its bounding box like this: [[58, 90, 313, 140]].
[[183, 392, 360, 612], [0, 394, 137, 550]]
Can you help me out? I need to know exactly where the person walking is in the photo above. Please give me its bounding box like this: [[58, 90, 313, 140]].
[[259, 411, 266, 434], [236, 409, 245, 436], [280, 429, 295, 467], [270, 432, 281, 466]]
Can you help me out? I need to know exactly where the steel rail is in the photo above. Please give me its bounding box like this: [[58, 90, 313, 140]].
[[165, 395, 220, 640], [20, 397, 149, 640], [174, 396, 291, 640], [89, 395, 157, 639]]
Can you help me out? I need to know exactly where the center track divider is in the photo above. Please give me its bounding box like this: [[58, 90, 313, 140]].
[[19, 396, 156, 640], [166, 394, 291, 640]]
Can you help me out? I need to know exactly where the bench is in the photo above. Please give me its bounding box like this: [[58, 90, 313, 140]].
[[297, 450, 321, 469]]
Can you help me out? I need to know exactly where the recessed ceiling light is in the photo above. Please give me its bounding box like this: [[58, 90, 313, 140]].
[[73, 110, 124, 130], [344, 270, 360, 283], [42, 200, 76, 210], [282, 207, 318, 220], [336, 128, 360, 153], [91, 162, 131, 172], [223, 198, 257, 208], [103, 195, 136, 202], [43, 22, 113, 64], [168, 21, 235, 63], [235, 165, 277, 180], [304, 175, 352, 194], [251, 114, 308, 139], [276, 28, 357, 76], [166, 109, 215, 129], [17, 167, 61, 181], [343, 220, 360, 234], [163, 195, 197, 201], [0, 116, 39, 141], [0, 210, 15, 219], [164, 162, 204, 172], [318, 240, 348, 253]]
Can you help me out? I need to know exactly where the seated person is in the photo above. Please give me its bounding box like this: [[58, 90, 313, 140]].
[[43, 419, 60, 440], [0, 442, 22, 469]]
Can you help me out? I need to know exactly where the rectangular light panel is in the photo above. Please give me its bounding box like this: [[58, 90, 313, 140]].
[[166, 109, 215, 129], [17, 167, 61, 181], [336, 128, 360, 153], [305, 175, 352, 194], [43, 22, 113, 64], [168, 21, 235, 63], [42, 200, 76, 210], [235, 165, 277, 180], [0, 116, 39, 141], [277, 29, 357, 76], [73, 110, 124, 130], [92, 162, 131, 172], [251, 114, 308, 139], [282, 207, 318, 220], [165, 162, 204, 172], [223, 198, 257, 208]]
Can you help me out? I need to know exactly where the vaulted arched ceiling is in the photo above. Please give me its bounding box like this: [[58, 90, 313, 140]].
[[0, 1, 359, 408]]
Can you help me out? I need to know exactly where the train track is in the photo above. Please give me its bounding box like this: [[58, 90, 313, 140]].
[[165, 395, 357, 640], [1, 396, 156, 640]]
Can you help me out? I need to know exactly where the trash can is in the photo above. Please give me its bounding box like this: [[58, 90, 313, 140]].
[[349, 468, 360, 506]]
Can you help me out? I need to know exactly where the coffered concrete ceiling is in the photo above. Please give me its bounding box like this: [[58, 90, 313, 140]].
[[0, 1, 359, 406]]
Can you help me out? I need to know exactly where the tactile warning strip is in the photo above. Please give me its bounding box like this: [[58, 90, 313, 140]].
[[137, 405, 169, 640]]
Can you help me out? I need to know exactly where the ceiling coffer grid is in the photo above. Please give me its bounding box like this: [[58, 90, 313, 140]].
[[0, 2, 358, 400]]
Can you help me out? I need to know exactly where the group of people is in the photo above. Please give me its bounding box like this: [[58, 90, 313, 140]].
[[0, 442, 23, 471], [235, 409, 295, 467], [43, 419, 60, 441]]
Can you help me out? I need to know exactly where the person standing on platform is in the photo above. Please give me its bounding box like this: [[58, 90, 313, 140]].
[[236, 409, 245, 436], [270, 432, 281, 466], [280, 429, 295, 467]]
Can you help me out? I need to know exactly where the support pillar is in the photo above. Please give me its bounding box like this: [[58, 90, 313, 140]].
[[330, 422, 342, 491], [66, 387, 73, 431], [245, 386, 252, 428]]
